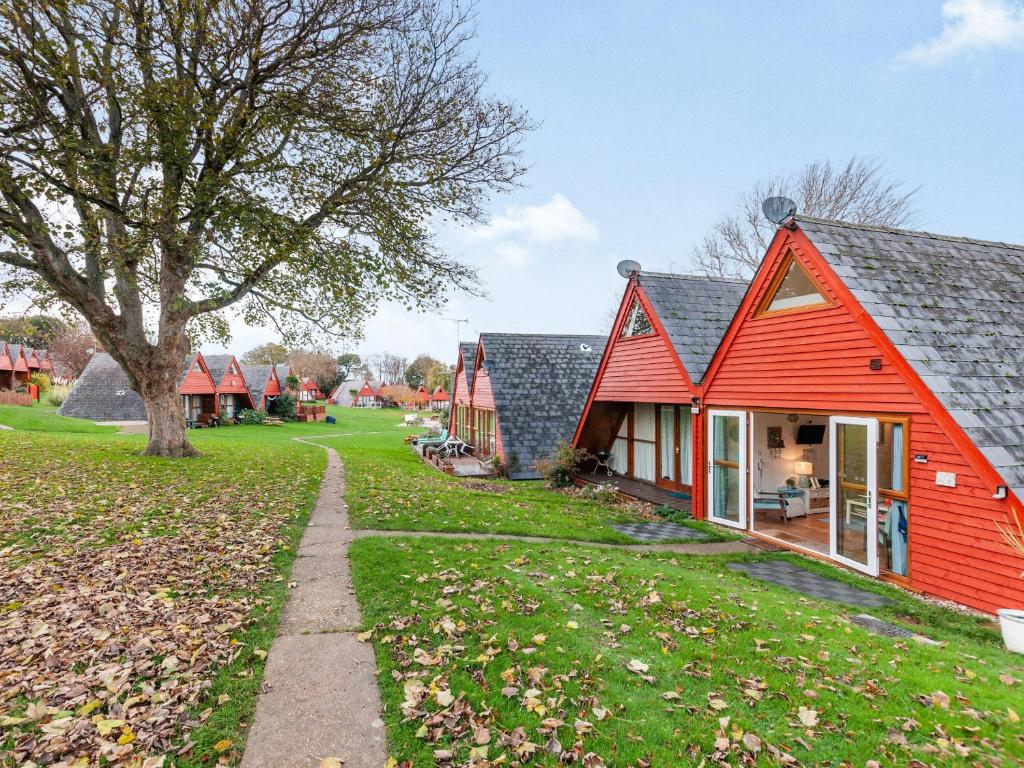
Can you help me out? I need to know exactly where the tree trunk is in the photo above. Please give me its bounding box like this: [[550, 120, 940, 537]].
[[140, 378, 199, 458]]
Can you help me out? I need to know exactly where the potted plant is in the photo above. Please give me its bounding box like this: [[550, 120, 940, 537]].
[[996, 505, 1024, 653]]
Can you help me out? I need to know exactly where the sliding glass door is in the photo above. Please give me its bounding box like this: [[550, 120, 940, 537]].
[[707, 410, 746, 528], [829, 416, 879, 575], [657, 405, 693, 491]]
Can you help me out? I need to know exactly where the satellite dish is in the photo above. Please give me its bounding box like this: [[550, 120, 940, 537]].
[[762, 196, 797, 225], [616, 259, 642, 279], [579, 343, 593, 353]]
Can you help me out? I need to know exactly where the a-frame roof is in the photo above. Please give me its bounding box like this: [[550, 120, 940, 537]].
[[795, 215, 1024, 498], [635, 272, 748, 383], [457, 341, 477, 392], [477, 333, 607, 479], [58, 352, 148, 421], [240, 363, 276, 408]]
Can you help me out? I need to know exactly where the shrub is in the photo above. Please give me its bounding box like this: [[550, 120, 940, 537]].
[[653, 504, 692, 524], [576, 483, 620, 505], [534, 441, 591, 488], [47, 392, 64, 407], [239, 408, 266, 425], [29, 372, 50, 393], [269, 392, 297, 420]]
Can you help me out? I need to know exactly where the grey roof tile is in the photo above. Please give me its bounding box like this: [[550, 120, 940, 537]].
[[478, 333, 607, 480], [636, 272, 748, 382], [58, 352, 148, 421], [797, 215, 1024, 497]]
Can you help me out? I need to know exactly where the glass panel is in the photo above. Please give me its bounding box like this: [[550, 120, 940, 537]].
[[620, 299, 653, 337], [634, 404, 656, 441], [711, 414, 741, 523], [877, 422, 905, 493], [633, 442, 656, 482], [765, 259, 827, 313], [610, 437, 628, 474], [659, 406, 675, 482], [617, 412, 629, 438], [679, 408, 692, 484], [879, 498, 909, 576], [835, 423, 869, 566]]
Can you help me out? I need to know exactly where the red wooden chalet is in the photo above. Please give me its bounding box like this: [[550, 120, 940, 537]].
[[240, 363, 282, 412], [178, 352, 218, 425], [448, 342, 477, 441], [430, 385, 450, 410], [354, 380, 379, 407], [205, 354, 255, 419], [576, 216, 1024, 614], [0, 342, 13, 390]]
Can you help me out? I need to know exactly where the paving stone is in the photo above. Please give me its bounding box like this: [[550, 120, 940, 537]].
[[726, 560, 890, 608], [611, 521, 711, 543]]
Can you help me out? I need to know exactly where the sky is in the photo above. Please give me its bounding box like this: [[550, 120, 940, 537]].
[[209, 0, 1024, 365]]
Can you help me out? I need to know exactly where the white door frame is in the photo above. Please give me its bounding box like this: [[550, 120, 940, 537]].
[[707, 409, 747, 529], [829, 415, 879, 575]]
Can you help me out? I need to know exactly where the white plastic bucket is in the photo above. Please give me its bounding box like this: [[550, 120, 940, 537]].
[[997, 608, 1024, 653]]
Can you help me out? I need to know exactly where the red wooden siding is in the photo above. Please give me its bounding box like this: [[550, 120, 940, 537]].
[[179, 354, 216, 394], [468, 363, 505, 460], [592, 284, 695, 404], [217, 357, 249, 394], [703, 229, 1024, 614], [265, 371, 282, 397]]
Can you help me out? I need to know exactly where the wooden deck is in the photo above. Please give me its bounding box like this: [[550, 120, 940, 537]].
[[576, 472, 693, 514]]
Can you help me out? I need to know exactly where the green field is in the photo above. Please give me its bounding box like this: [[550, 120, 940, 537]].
[[351, 536, 1024, 766], [3, 403, 1022, 767]]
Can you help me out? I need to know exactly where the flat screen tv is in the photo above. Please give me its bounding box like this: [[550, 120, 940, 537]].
[[796, 424, 826, 445]]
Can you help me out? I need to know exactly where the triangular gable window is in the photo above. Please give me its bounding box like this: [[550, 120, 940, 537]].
[[756, 253, 830, 316], [620, 297, 654, 337]]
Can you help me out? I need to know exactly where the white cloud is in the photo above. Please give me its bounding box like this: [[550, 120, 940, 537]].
[[493, 242, 531, 267], [470, 194, 598, 244], [900, 0, 1024, 65]]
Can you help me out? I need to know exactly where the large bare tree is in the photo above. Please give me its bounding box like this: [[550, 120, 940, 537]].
[[0, 0, 529, 455], [693, 158, 918, 278]]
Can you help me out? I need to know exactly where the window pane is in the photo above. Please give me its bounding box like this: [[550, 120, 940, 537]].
[[877, 422, 905, 493], [634, 404, 656, 441], [620, 298, 653, 337], [679, 408, 692, 484], [766, 259, 827, 313], [659, 406, 675, 482]]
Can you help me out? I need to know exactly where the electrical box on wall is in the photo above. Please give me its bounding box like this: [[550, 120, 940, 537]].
[[935, 471, 957, 488]]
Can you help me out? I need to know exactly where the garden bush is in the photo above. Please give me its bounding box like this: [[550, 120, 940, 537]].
[[29, 372, 50, 393], [534, 441, 591, 488], [239, 408, 266, 425], [47, 393, 64, 407], [269, 392, 297, 420]]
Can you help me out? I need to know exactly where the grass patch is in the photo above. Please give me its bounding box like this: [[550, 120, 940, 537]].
[[0, 408, 325, 766], [351, 536, 1024, 766], [321, 413, 653, 543]]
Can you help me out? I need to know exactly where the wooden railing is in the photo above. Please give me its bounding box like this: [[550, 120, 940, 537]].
[[0, 391, 34, 406]]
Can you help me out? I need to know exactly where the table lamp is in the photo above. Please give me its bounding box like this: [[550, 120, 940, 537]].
[[794, 460, 813, 488]]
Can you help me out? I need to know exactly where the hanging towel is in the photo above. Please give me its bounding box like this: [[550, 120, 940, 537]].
[[886, 500, 908, 576]]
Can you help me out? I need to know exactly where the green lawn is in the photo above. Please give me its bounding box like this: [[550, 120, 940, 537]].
[[319, 411, 679, 543], [351, 536, 1024, 767], [0, 405, 326, 767]]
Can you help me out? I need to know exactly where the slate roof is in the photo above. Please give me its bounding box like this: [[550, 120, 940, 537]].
[[795, 215, 1024, 498], [636, 272, 749, 382], [479, 333, 607, 480], [203, 354, 235, 386], [58, 352, 148, 421], [457, 341, 477, 392], [328, 379, 365, 406], [240, 364, 276, 409]]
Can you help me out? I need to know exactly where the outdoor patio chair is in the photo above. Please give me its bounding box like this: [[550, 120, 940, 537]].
[[437, 436, 470, 458]]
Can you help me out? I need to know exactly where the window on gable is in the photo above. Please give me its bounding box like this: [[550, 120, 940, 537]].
[[620, 298, 654, 337], [756, 254, 830, 316]]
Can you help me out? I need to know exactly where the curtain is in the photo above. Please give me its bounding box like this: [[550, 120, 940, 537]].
[[634, 404, 656, 441], [891, 424, 905, 492], [611, 437, 628, 473], [659, 407, 675, 482], [634, 442, 656, 482], [679, 409, 692, 484]]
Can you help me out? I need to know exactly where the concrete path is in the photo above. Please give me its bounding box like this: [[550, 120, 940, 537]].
[[352, 528, 753, 555], [241, 446, 386, 768]]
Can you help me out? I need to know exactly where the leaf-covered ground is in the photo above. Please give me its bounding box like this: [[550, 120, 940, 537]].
[[0, 413, 325, 767], [324, 414, 688, 543], [351, 536, 1024, 767]]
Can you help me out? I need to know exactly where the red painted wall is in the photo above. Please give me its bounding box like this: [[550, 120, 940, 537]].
[[591, 285, 695, 404], [469, 365, 505, 459], [217, 358, 249, 394], [703, 230, 1024, 614], [179, 355, 216, 394]]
